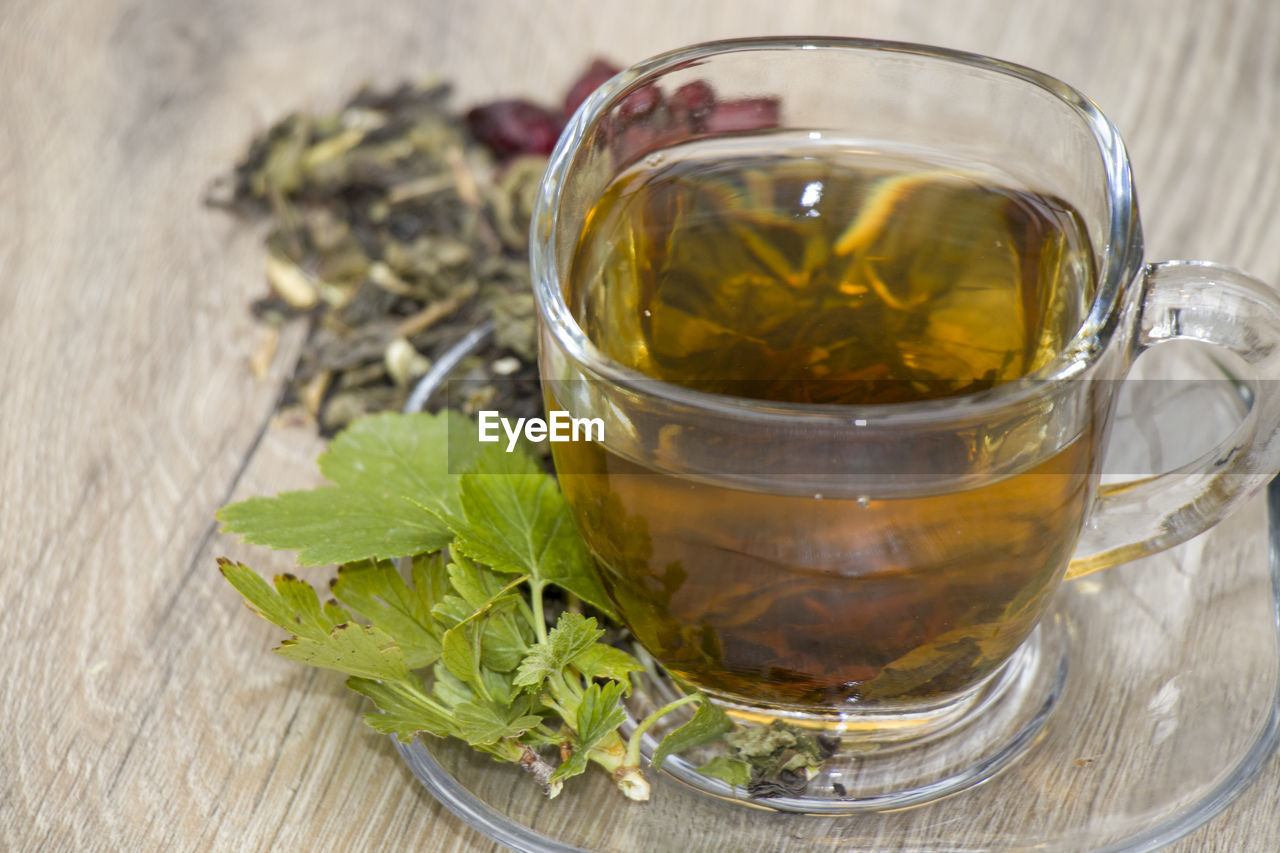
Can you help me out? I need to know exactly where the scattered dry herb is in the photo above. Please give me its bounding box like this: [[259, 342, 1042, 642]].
[[697, 720, 838, 797], [208, 62, 779, 434], [208, 77, 549, 433]]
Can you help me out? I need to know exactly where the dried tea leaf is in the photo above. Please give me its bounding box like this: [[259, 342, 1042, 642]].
[[214, 78, 546, 434], [265, 252, 319, 309]]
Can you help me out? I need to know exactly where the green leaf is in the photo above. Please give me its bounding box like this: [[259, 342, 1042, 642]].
[[514, 613, 604, 691], [576, 681, 628, 747], [552, 745, 591, 782], [345, 676, 457, 742], [447, 553, 503, 609], [452, 695, 544, 746], [651, 697, 733, 770], [480, 604, 534, 672], [552, 681, 627, 782], [275, 623, 410, 681], [570, 643, 644, 688], [411, 552, 452, 608], [331, 559, 441, 668], [429, 594, 471, 629], [696, 755, 752, 788], [480, 666, 517, 706], [218, 412, 471, 565], [436, 444, 616, 618], [431, 662, 474, 708], [318, 410, 477, 517], [441, 622, 480, 685], [218, 559, 348, 641], [218, 487, 450, 566]]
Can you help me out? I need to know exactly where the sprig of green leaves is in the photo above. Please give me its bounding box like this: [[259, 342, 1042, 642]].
[[217, 411, 728, 800]]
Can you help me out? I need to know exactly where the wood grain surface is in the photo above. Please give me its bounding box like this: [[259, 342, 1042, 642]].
[[3, 1, 1279, 850]]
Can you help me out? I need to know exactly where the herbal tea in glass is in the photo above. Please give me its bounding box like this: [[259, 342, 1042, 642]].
[[551, 137, 1101, 712]]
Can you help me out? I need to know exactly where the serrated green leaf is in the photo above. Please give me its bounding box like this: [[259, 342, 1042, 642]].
[[432, 661, 474, 708], [452, 695, 543, 746], [318, 410, 477, 517], [430, 594, 473, 628], [651, 698, 733, 770], [551, 681, 627, 782], [480, 666, 517, 706], [514, 612, 604, 690], [218, 487, 450, 566], [411, 552, 451, 608], [434, 444, 615, 618], [441, 622, 480, 685], [218, 559, 348, 641], [696, 755, 751, 788], [570, 643, 644, 688], [331, 559, 441, 668], [480, 604, 534, 672], [218, 412, 470, 565], [576, 681, 628, 746], [345, 676, 456, 742], [447, 553, 503, 609], [551, 746, 590, 782], [275, 623, 410, 681]]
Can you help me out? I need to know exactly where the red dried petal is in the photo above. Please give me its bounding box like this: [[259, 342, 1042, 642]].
[[616, 83, 663, 124], [466, 100, 565, 159], [704, 97, 781, 133], [563, 59, 622, 117], [668, 80, 717, 129], [610, 124, 688, 169]]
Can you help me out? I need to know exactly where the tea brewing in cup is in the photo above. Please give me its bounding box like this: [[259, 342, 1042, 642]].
[[530, 39, 1280, 733]]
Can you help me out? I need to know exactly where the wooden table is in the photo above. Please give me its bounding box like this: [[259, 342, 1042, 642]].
[[4, 1, 1279, 849]]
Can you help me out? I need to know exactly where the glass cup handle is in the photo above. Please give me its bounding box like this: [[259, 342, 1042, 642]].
[[1067, 260, 1280, 579]]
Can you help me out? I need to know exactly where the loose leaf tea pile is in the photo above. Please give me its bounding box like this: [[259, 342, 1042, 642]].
[[209, 78, 552, 433], [209, 62, 782, 433]]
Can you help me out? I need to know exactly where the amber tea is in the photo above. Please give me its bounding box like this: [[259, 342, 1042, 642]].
[[552, 140, 1100, 711]]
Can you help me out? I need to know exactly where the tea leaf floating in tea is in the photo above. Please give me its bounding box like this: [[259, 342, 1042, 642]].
[[218, 411, 730, 801]]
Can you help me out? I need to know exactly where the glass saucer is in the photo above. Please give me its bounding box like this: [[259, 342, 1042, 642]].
[[399, 338, 1280, 845], [397, 476, 1280, 851], [396, 346, 1280, 852]]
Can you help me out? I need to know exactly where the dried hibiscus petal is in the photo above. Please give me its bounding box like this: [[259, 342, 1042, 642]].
[[668, 80, 716, 130], [609, 124, 687, 169], [466, 100, 564, 159], [563, 59, 621, 117], [616, 84, 663, 124], [704, 97, 782, 133]]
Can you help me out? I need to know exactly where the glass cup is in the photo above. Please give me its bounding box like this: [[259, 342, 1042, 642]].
[[529, 37, 1280, 803]]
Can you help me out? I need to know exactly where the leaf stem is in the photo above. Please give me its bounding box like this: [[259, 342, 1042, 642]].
[[624, 693, 702, 768], [585, 733, 650, 802], [529, 579, 549, 644], [471, 638, 494, 704], [453, 573, 530, 632]]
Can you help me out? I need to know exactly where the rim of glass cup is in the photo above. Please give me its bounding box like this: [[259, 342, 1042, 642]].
[[530, 36, 1144, 426]]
